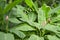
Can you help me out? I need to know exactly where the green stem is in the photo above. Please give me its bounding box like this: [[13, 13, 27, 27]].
[[6, 20, 9, 33]]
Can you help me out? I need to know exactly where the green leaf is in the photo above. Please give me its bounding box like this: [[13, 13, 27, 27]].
[[34, 1, 38, 9], [41, 4, 51, 19], [28, 21, 40, 30], [15, 5, 28, 22], [28, 34, 44, 40], [48, 5, 60, 17], [0, 32, 14, 40], [10, 30, 26, 38], [33, 1, 38, 12], [28, 12, 36, 21], [25, 0, 34, 9], [3, 0, 22, 14], [10, 23, 36, 31], [12, 5, 25, 17], [56, 33, 60, 38], [38, 8, 46, 26], [47, 35, 60, 40], [8, 17, 22, 24], [51, 15, 60, 23], [43, 24, 60, 33]]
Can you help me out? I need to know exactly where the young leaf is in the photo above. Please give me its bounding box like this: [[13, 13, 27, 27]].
[[0, 32, 14, 40]]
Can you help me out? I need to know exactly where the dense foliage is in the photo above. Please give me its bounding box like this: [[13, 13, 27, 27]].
[[0, 0, 60, 40]]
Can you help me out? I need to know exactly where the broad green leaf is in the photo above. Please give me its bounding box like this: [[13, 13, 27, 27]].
[[47, 35, 60, 40], [41, 4, 51, 19], [15, 5, 28, 22], [10, 30, 26, 38], [38, 8, 46, 26], [27, 21, 40, 30], [10, 23, 35, 31], [43, 24, 60, 33], [8, 17, 22, 24], [0, 32, 14, 40], [25, 0, 34, 9], [28, 12, 36, 21], [12, 5, 25, 17], [28, 34, 44, 40], [3, 0, 22, 14]]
